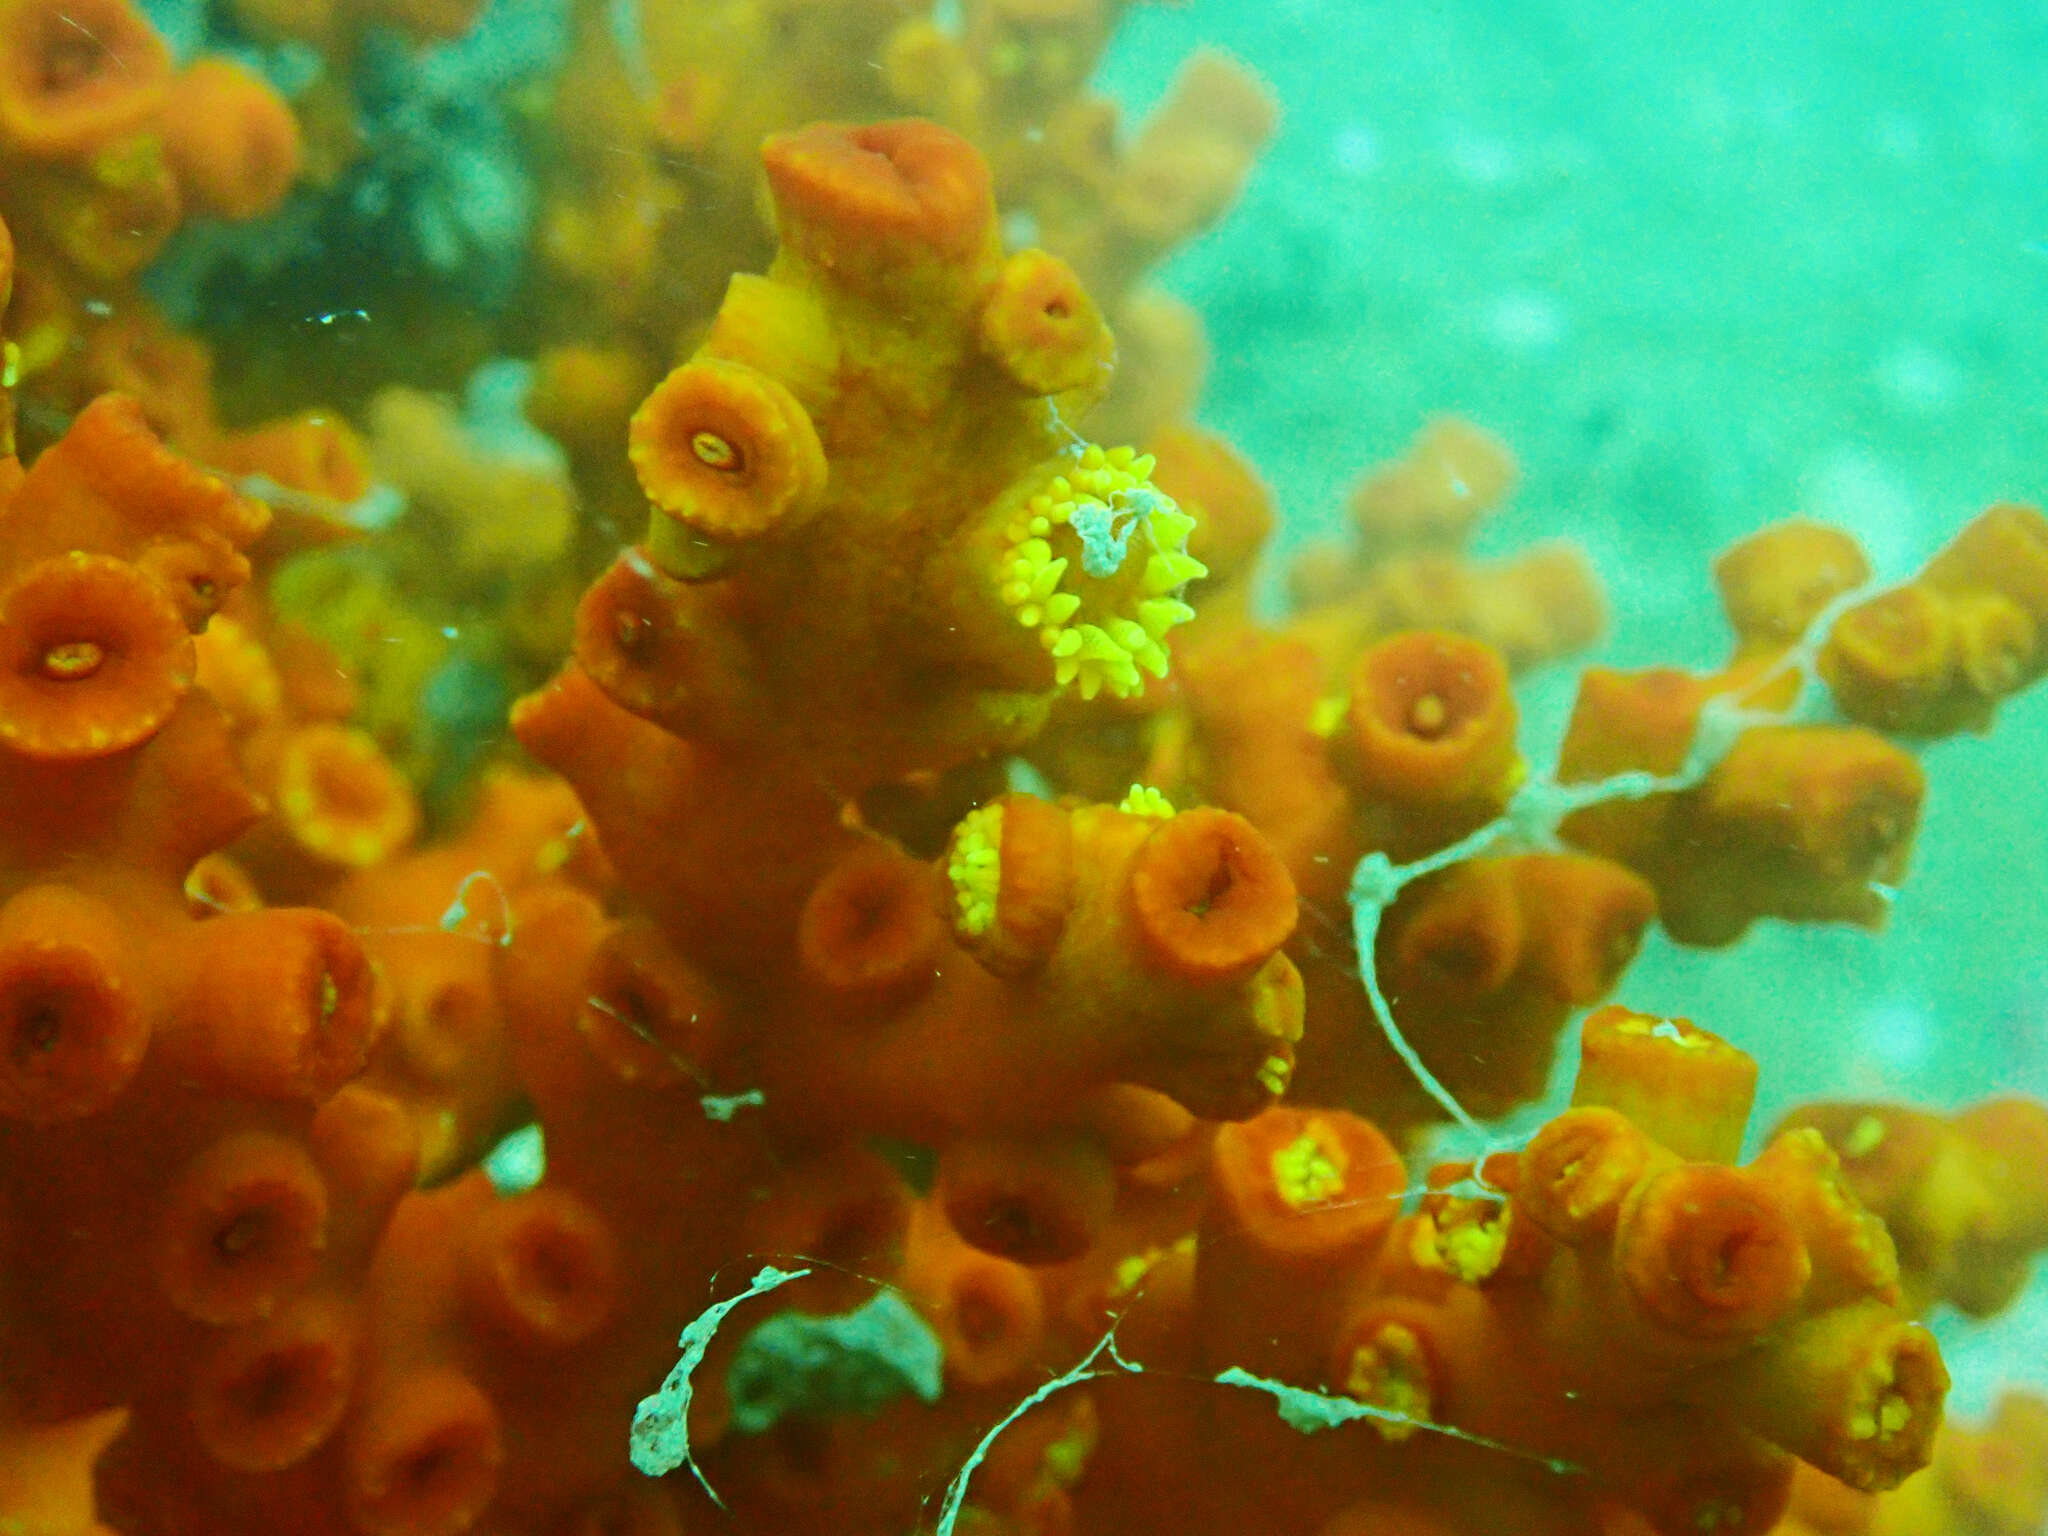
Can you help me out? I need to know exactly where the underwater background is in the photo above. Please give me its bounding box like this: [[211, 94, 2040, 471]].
[[4, 0, 2048, 1528]]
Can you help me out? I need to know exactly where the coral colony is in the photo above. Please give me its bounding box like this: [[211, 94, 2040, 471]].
[[1, 3, 2047, 1536]]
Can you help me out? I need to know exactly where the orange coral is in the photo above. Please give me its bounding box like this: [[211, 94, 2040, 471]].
[[0, 396, 418, 1536], [157, 58, 301, 222], [0, 0, 170, 161], [5, 81, 2048, 1536]]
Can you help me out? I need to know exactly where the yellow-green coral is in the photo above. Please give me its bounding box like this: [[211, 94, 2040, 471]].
[[1117, 783, 1175, 819], [997, 444, 1206, 701], [1272, 1121, 1349, 1209], [947, 801, 1005, 937]]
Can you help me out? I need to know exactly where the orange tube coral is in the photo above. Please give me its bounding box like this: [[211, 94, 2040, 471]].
[[1336, 628, 1525, 862], [152, 1129, 331, 1325], [628, 358, 827, 551], [763, 118, 997, 276], [0, 553, 194, 759], [186, 1293, 359, 1473], [1123, 807, 1296, 985], [342, 1367, 503, 1536], [0, 883, 146, 1123], [157, 58, 300, 221], [9, 80, 2048, 1536], [0, 0, 170, 159]]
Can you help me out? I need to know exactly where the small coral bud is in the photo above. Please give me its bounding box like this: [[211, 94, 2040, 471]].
[[571, 554, 739, 727], [154, 1131, 331, 1326], [1573, 1005, 1758, 1164], [159, 57, 301, 220], [0, 0, 171, 159], [937, 1136, 1116, 1266], [1125, 807, 1296, 984], [1512, 854, 1657, 1004], [184, 851, 263, 918], [978, 248, 1116, 398], [135, 532, 252, 632], [1748, 1128, 1901, 1301], [0, 551, 195, 759], [761, 119, 996, 274], [629, 358, 826, 553], [904, 1204, 1046, 1389], [1558, 665, 1717, 791], [1714, 520, 1871, 646], [798, 840, 947, 997], [1344, 630, 1519, 806], [1617, 1163, 1812, 1339], [310, 1084, 420, 1243], [188, 1292, 358, 1471], [212, 411, 370, 502], [0, 883, 147, 1123], [701, 274, 839, 408], [462, 1187, 622, 1349], [1079, 1084, 1198, 1169], [1952, 591, 2036, 699], [526, 345, 656, 461], [1151, 424, 1275, 587], [743, 1148, 912, 1319], [383, 946, 493, 1087], [344, 1368, 504, 1536]]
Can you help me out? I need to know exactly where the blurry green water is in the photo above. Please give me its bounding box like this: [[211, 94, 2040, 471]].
[[1103, 0, 2048, 1410]]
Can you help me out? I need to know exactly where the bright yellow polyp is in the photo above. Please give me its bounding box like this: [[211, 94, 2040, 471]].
[[1344, 1323, 1434, 1442], [1417, 1201, 1510, 1284], [947, 801, 1005, 937], [1272, 1121, 1349, 1209], [997, 443, 1206, 701], [1117, 784, 1175, 819]]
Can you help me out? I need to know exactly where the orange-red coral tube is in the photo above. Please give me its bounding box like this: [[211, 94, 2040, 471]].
[[153, 1130, 331, 1326], [0, 552, 195, 759], [187, 1292, 359, 1472], [1344, 629, 1518, 806], [1125, 807, 1296, 983], [343, 1368, 503, 1536], [1616, 1164, 1811, 1339], [0, 883, 147, 1123]]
